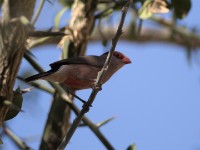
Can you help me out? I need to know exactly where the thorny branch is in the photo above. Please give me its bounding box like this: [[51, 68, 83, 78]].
[[57, 1, 133, 150], [23, 52, 114, 149]]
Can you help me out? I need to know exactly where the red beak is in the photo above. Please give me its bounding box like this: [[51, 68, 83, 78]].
[[122, 57, 132, 64]]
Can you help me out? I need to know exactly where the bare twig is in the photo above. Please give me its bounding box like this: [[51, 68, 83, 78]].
[[3, 126, 31, 150], [31, 0, 45, 24], [57, 1, 133, 149], [28, 31, 67, 37], [137, 19, 143, 36]]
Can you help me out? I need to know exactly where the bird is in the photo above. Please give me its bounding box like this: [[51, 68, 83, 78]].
[[25, 51, 131, 90]]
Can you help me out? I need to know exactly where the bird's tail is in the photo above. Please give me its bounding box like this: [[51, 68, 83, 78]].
[[25, 70, 54, 82]]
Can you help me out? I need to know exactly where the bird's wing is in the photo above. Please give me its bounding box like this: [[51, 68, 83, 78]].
[[49, 55, 105, 70]]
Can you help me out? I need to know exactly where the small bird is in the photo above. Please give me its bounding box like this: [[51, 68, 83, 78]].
[[25, 51, 131, 90]]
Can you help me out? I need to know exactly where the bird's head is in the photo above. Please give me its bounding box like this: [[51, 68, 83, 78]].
[[113, 51, 131, 64], [99, 51, 131, 82], [102, 51, 132, 64]]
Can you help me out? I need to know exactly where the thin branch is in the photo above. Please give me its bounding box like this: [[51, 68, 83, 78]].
[[3, 126, 31, 150], [137, 19, 143, 36], [28, 31, 67, 37], [57, 1, 133, 149], [31, 0, 45, 24]]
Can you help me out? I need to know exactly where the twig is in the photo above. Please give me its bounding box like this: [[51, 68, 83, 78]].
[[57, 1, 133, 149], [137, 19, 143, 36], [23, 51, 114, 149], [31, 0, 45, 25], [28, 31, 67, 37], [3, 126, 31, 150]]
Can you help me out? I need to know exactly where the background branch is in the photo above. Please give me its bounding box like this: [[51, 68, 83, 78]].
[[31, 0, 45, 24], [3, 126, 31, 150], [28, 24, 200, 50]]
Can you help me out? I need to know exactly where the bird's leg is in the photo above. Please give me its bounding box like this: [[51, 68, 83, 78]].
[[68, 90, 92, 107], [61, 84, 88, 105], [67, 89, 87, 104], [67, 88, 88, 104]]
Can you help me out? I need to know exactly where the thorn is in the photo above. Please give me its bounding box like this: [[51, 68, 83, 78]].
[[20, 87, 33, 94]]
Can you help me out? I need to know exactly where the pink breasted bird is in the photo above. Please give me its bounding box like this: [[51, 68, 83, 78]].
[[25, 51, 131, 90]]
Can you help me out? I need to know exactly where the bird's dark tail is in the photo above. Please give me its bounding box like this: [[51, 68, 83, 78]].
[[25, 70, 55, 82]]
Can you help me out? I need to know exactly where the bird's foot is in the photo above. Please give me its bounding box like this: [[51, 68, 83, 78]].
[[90, 80, 102, 91], [82, 102, 92, 112], [93, 84, 102, 91], [64, 87, 92, 106], [70, 92, 92, 106]]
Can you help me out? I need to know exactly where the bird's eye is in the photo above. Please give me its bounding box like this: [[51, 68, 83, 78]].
[[116, 54, 120, 57], [114, 53, 122, 59]]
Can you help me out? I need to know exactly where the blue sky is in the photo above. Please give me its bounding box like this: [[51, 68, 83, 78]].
[[2, 0, 200, 150]]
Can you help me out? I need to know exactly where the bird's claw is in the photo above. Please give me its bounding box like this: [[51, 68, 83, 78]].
[[94, 84, 102, 91], [80, 99, 92, 107], [64, 87, 91, 106], [90, 80, 102, 91], [82, 102, 92, 112]]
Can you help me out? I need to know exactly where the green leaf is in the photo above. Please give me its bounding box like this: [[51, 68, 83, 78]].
[[102, 39, 108, 47], [4, 90, 23, 121], [0, 137, 3, 144], [127, 143, 136, 150], [0, 0, 3, 7], [58, 0, 72, 7], [172, 0, 191, 19], [54, 7, 68, 30], [101, 8, 114, 18], [138, 0, 170, 19], [150, 0, 169, 14], [138, 0, 153, 19]]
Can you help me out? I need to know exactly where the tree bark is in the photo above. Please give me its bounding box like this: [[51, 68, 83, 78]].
[[0, 0, 35, 126]]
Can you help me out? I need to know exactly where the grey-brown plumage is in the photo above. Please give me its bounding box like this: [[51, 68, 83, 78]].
[[25, 51, 131, 90]]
